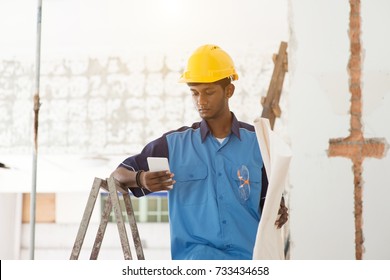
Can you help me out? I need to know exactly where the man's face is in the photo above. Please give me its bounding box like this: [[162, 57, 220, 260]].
[[189, 83, 230, 120]]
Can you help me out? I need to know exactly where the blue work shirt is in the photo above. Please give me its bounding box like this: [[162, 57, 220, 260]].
[[120, 113, 265, 260]]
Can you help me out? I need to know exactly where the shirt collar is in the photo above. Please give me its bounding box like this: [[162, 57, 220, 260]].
[[200, 112, 241, 143]]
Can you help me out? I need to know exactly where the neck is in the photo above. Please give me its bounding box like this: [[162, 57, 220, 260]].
[[206, 111, 232, 138]]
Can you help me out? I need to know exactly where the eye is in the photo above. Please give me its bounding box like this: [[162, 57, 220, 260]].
[[191, 91, 199, 97]]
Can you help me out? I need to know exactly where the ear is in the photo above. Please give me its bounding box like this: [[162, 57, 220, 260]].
[[225, 84, 235, 98]]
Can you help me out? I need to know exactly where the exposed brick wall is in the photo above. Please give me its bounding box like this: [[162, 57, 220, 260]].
[[328, 0, 388, 260], [348, 0, 363, 141]]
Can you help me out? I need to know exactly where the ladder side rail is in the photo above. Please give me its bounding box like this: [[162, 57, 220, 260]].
[[123, 192, 145, 260], [90, 195, 112, 259], [70, 177, 104, 260], [107, 177, 133, 260]]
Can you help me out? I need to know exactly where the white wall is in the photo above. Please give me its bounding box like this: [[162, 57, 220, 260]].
[[0, 0, 288, 57], [360, 1, 390, 259], [0, 194, 22, 259], [289, 0, 390, 259]]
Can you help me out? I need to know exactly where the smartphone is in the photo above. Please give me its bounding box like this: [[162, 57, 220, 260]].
[[147, 157, 170, 172], [147, 157, 172, 189]]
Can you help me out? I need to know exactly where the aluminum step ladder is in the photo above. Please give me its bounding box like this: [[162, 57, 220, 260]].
[[70, 177, 144, 260]]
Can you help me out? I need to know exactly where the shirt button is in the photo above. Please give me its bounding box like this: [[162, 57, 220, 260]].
[[218, 172, 222, 176], [219, 195, 223, 200], [222, 220, 227, 224]]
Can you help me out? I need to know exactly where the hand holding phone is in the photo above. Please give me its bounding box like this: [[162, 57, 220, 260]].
[[147, 157, 173, 190]]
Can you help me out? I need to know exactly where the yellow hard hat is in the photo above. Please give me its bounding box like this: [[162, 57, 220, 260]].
[[179, 44, 239, 83]]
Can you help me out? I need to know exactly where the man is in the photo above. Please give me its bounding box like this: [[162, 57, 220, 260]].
[[111, 45, 288, 260]]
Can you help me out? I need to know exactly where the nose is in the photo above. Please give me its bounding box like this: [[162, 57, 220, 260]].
[[197, 93, 208, 106]]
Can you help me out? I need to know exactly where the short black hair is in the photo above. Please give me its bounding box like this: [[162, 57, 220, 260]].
[[187, 77, 232, 89]]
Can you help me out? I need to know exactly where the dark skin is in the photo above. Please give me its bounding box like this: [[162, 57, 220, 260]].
[[111, 81, 288, 228], [276, 196, 288, 229], [111, 168, 174, 193]]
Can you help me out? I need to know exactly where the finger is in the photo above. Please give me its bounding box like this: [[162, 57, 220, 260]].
[[161, 180, 176, 190], [143, 171, 172, 185], [146, 176, 175, 191], [278, 205, 288, 214], [147, 174, 174, 186], [275, 220, 283, 229], [147, 170, 172, 178], [275, 211, 288, 225], [279, 215, 288, 225], [276, 216, 288, 228], [279, 210, 288, 220]]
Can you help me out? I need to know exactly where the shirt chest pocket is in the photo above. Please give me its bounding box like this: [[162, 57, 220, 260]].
[[230, 164, 262, 208], [171, 165, 208, 206]]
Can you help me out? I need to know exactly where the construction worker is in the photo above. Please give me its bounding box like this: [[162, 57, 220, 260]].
[[111, 44, 288, 260]]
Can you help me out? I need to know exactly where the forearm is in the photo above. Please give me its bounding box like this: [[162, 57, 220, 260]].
[[110, 166, 137, 188]]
